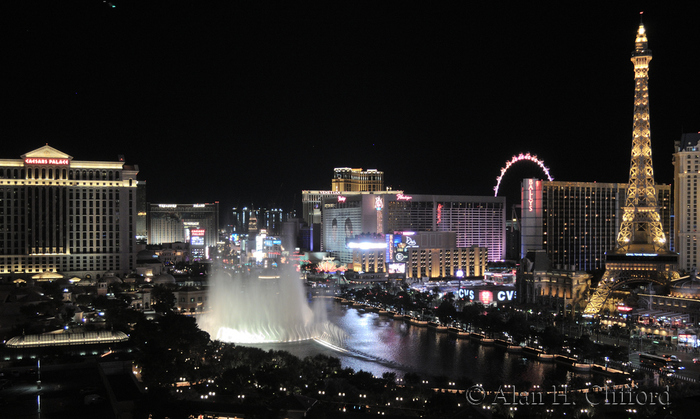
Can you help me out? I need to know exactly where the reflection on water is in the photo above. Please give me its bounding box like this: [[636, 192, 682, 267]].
[[245, 299, 580, 388]]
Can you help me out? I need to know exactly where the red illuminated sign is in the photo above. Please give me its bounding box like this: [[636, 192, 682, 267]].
[[396, 193, 413, 201], [25, 158, 69, 165], [617, 305, 633, 313], [338, 196, 346, 203], [480, 290, 493, 305], [190, 229, 206, 236]]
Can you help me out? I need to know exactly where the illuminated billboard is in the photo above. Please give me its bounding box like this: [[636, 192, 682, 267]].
[[387, 232, 418, 263], [679, 334, 698, 347], [190, 229, 205, 236], [191, 236, 204, 246], [346, 233, 386, 250], [456, 288, 517, 305], [387, 263, 406, 274]]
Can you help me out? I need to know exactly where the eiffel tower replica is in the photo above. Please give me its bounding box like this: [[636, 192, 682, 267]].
[[584, 17, 679, 315]]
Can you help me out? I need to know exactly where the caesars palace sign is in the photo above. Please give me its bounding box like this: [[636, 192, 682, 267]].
[[25, 158, 70, 165]]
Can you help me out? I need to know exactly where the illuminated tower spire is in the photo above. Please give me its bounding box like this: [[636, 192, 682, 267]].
[[583, 16, 678, 316], [616, 18, 667, 253]]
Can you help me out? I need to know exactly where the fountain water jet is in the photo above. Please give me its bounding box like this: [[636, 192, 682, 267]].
[[199, 266, 346, 346]]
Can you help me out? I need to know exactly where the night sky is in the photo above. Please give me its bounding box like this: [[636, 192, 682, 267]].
[[7, 2, 700, 217]]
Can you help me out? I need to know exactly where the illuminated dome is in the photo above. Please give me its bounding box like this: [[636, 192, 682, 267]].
[[670, 275, 700, 299], [102, 272, 123, 284], [77, 277, 97, 286], [152, 273, 176, 285]]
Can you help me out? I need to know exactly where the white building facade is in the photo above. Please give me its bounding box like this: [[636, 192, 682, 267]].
[[674, 133, 700, 272], [0, 145, 139, 277]]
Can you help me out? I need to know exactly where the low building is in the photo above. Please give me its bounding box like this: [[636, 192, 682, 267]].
[[517, 250, 590, 313], [638, 274, 700, 327], [174, 287, 208, 313]]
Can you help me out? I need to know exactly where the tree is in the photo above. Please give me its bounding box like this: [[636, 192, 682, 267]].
[[151, 285, 176, 314], [131, 313, 210, 387], [403, 372, 421, 386], [436, 300, 457, 324]]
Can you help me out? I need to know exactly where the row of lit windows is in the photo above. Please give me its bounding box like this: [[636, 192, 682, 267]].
[[0, 168, 124, 181], [0, 256, 121, 273]]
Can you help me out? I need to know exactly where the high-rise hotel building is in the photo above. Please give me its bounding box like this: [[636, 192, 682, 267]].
[[332, 167, 384, 192], [0, 145, 139, 277], [147, 202, 219, 260], [302, 167, 387, 225], [673, 132, 700, 272], [322, 192, 505, 264], [386, 195, 505, 262], [520, 178, 671, 272]]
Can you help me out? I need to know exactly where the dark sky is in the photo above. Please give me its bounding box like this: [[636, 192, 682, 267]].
[[7, 2, 700, 216]]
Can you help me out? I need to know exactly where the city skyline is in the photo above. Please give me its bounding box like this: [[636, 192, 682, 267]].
[[8, 3, 700, 212]]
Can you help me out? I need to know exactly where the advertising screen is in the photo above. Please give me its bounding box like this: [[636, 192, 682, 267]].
[[387, 263, 406, 274], [191, 236, 204, 246], [479, 290, 493, 305], [679, 334, 698, 347], [389, 232, 418, 263]]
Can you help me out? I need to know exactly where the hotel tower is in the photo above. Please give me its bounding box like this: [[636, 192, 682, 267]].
[[0, 145, 139, 278]]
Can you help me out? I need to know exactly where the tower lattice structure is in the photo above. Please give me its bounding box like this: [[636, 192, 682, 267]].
[[617, 22, 666, 253], [584, 19, 678, 315]]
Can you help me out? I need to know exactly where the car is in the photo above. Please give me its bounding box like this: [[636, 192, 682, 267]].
[[693, 358, 699, 364]]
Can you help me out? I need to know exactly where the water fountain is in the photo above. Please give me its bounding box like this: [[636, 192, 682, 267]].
[[199, 265, 346, 345]]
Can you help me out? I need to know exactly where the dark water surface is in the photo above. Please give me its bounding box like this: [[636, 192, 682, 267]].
[[245, 299, 580, 389]]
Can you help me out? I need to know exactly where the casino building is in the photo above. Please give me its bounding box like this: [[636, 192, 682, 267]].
[[673, 132, 700, 272], [0, 145, 139, 278], [147, 202, 219, 260], [322, 192, 505, 265], [520, 178, 671, 271], [332, 167, 384, 192]]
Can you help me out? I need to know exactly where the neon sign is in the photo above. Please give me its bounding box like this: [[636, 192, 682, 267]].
[[158, 204, 177, 208], [496, 290, 516, 301], [190, 229, 206, 236], [457, 288, 517, 302], [396, 193, 413, 201], [374, 196, 384, 210], [528, 179, 534, 212], [437, 204, 443, 224], [25, 158, 69, 165], [338, 196, 346, 203], [457, 289, 474, 299]]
